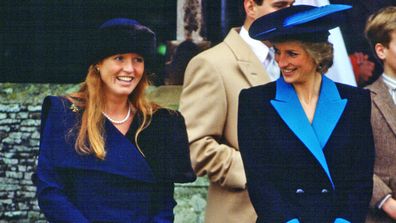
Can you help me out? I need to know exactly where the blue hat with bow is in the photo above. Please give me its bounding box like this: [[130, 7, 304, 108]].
[[249, 4, 352, 42]]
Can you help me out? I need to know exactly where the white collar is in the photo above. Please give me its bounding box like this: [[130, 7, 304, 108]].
[[239, 26, 269, 63], [383, 73, 396, 90], [382, 73, 396, 104]]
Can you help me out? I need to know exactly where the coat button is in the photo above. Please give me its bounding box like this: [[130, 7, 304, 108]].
[[296, 189, 304, 193], [321, 189, 328, 193]]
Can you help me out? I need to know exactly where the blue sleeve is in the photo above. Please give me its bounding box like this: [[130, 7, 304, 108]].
[[286, 218, 301, 223], [151, 182, 176, 223], [334, 218, 351, 223], [35, 96, 89, 223]]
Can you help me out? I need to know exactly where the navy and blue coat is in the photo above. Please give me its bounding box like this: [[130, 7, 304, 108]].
[[34, 96, 196, 223], [238, 76, 374, 223]]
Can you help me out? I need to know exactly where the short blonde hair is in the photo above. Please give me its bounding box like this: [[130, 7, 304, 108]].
[[301, 41, 334, 74], [365, 6, 396, 61]]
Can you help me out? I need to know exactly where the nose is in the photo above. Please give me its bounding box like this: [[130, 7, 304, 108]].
[[276, 54, 288, 68], [123, 60, 134, 73]]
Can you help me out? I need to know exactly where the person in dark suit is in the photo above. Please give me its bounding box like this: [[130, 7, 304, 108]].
[[33, 18, 195, 222], [238, 5, 375, 223]]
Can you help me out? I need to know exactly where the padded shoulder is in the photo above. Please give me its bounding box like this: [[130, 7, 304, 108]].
[[40, 96, 72, 134]]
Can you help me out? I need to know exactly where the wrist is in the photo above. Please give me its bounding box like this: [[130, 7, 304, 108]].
[[378, 194, 392, 209], [382, 197, 396, 216]]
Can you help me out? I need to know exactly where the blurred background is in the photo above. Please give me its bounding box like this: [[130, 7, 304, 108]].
[[0, 0, 244, 83]]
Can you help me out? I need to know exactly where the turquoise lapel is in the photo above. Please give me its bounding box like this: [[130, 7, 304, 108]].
[[270, 76, 346, 189]]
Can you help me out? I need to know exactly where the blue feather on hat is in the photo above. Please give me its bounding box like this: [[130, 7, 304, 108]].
[[284, 4, 352, 27]]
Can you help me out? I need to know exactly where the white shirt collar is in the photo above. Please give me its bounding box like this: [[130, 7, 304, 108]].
[[383, 73, 396, 89], [382, 73, 396, 104], [239, 26, 269, 63], [240, 26, 280, 81]]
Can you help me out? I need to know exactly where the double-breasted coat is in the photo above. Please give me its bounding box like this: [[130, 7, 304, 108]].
[[179, 27, 271, 223], [365, 77, 396, 223], [35, 96, 195, 222], [238, 76, 375, 223]]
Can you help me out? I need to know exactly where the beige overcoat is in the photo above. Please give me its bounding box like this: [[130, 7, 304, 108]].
[[179, 28, 271, 223], [365, 77, 396, 223]]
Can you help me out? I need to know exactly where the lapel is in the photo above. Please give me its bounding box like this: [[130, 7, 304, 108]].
[[102, 120, 155, 182], [312, 76, 348, 148], [51, 97, 155, 183], [270, 76, 347, 189], [223, 27, 271, 87], [369, 78, 396, 136]]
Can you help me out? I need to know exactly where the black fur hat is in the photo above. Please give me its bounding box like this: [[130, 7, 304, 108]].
[[89, 18, 156, 66]]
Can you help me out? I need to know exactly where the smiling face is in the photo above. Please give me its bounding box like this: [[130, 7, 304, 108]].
[[274, 41, 318, 84], [97, 53, 144, 99]]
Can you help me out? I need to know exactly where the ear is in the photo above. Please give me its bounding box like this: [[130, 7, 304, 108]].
[[244, 0, 257, 19], [375, 43, 387, 60], [94, 63, 102, 73]]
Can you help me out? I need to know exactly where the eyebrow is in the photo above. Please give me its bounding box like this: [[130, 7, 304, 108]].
[[272, 1, 294, 7], [272, 0, 295, 4], [274, 47, 301, 52]]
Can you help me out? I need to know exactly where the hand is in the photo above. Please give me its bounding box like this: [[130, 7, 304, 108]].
[[382, 197, 396, 220]]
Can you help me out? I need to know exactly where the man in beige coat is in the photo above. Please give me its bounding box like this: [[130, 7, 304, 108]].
[[179, 1, 294, 222], [364, 6, 396, 223]]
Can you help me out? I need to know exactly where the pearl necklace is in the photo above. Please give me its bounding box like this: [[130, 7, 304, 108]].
[[102, 105, 131, 124]]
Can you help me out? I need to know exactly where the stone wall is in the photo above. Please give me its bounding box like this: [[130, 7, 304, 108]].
[[0, 83, 208, 223], [0, 102, 45, 223]]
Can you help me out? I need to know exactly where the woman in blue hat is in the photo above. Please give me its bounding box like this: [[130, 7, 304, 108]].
[[238, 5, 374, 223], [34, 18, 196, 222]]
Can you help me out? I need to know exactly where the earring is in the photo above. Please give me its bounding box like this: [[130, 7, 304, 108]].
[[317, 64, 323, 72], [95, 66, 100, 73]]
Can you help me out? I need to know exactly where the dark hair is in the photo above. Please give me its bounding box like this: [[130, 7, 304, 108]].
[[165, 40, 199, 85], [240, 0, 265, 18]]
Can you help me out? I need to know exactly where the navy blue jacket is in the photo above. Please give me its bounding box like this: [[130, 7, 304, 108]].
[[35, 96, 195, 223], [238, 77, 374, 223]]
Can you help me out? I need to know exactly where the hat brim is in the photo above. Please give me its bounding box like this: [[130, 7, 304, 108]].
[[249, 4, 352, 42]]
